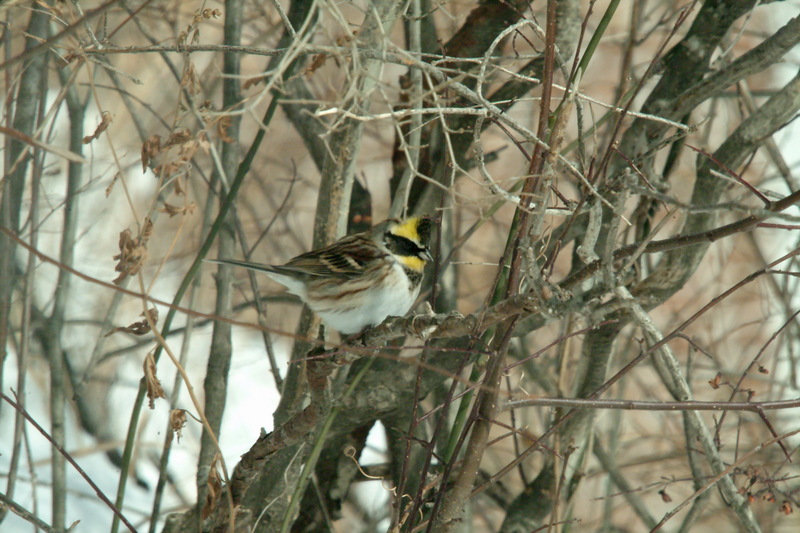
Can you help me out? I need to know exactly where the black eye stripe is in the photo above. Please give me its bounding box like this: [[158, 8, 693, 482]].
[[385, 233, 426, 257]]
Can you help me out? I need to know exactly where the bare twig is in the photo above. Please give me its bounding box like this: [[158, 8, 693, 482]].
[[0, 392, 139, 533]]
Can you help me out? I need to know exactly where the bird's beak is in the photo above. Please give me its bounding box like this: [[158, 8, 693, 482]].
[[421, 248, 433, 262]]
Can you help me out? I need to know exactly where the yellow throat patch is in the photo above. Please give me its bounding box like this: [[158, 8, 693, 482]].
[[396, 255, 425, 272]]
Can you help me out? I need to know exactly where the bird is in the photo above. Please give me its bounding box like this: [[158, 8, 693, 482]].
[[208, 217, 434, 334]]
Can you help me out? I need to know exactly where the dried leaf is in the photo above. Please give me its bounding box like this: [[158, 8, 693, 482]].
[[173, 176, 186, 196], [141, 134, 162, 173], [197, 131, 210, 154], [178, 7, 220, 52], [782, 501, 793, 515], [82, 111, 112, 144], [166, 129, 193, 145], [143, 352, 165, 409], [105, 172, 120, 197], [305, 53, 329, 77], [112, 229, 142, 284], [201, 455, 224, 519], [160, 202, 197, 217], [708, 372, 723, 390], [141, 217, 154, 241], [181, 61, 201, 96], [305, 33, 352, 76], [112, 222, 152, 285], [170, 409, 187, 443], [105, 307, 159, 337], [148, 130, 198, 185], [658, 489, 672, 503], [217, 116, 235, 143], [242, 75, 265, 90]]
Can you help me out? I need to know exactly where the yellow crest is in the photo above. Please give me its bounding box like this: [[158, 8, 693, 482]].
[[391, 217, 422, 243]]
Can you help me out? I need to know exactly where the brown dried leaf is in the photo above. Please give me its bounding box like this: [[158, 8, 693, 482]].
[[167, 129, 193, 145], [120, 231, 138, 253], [170, 409, 187, 443], [305, 53, 329, 77], [197, 131, 210, 154], [217, 116, 235, 143], [173, 176, 186, 196], [141, 134, 162, 173], [708, 372, 723, 390], [201, 455, 224, 519], [141, 218, 154, 241], [105, 172, 120, 197], [658, 489, 672, 503], [105, 307, 159, 337], [242, 75, 265, 90], [160, 202, 197, 217], [181, 61, 201, 96], [782, 501, 793, 515], [305, 34, 353, 77], [112, 223, 152, 285], [112, 230, 143, 284], [83, 111, 112, 144], [143, 352, 165, 409], [150, 130, 198, 185]]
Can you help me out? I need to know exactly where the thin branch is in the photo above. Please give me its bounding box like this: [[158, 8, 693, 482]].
[[503, 396, 800, 412], [0, 392, 139, 533]]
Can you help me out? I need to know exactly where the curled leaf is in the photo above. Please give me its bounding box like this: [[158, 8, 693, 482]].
[[112, 219, 153, 285], [105, 172, 120, 197], [243, 75, 265, 90], [143, 351, 165, 409], [170, 409, 187, 443], [144, 130, 198, 189], [201, 8, 221, 19], [83, 111, 112, 144], [105, 307, 159, 337], [201, 455, 224, 519], [141, 134, 162, 173], [217, 116, 235, 143], [160, 202, 197, 217]]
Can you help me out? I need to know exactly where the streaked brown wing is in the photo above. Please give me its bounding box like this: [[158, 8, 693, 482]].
[[279, 233, 386, 279]]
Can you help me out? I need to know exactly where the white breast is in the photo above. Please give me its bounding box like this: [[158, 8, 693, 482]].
[[316, 262, 419, 334]]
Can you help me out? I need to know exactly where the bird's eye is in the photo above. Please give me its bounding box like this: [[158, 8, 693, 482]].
[[385, 232, 422, 256]]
